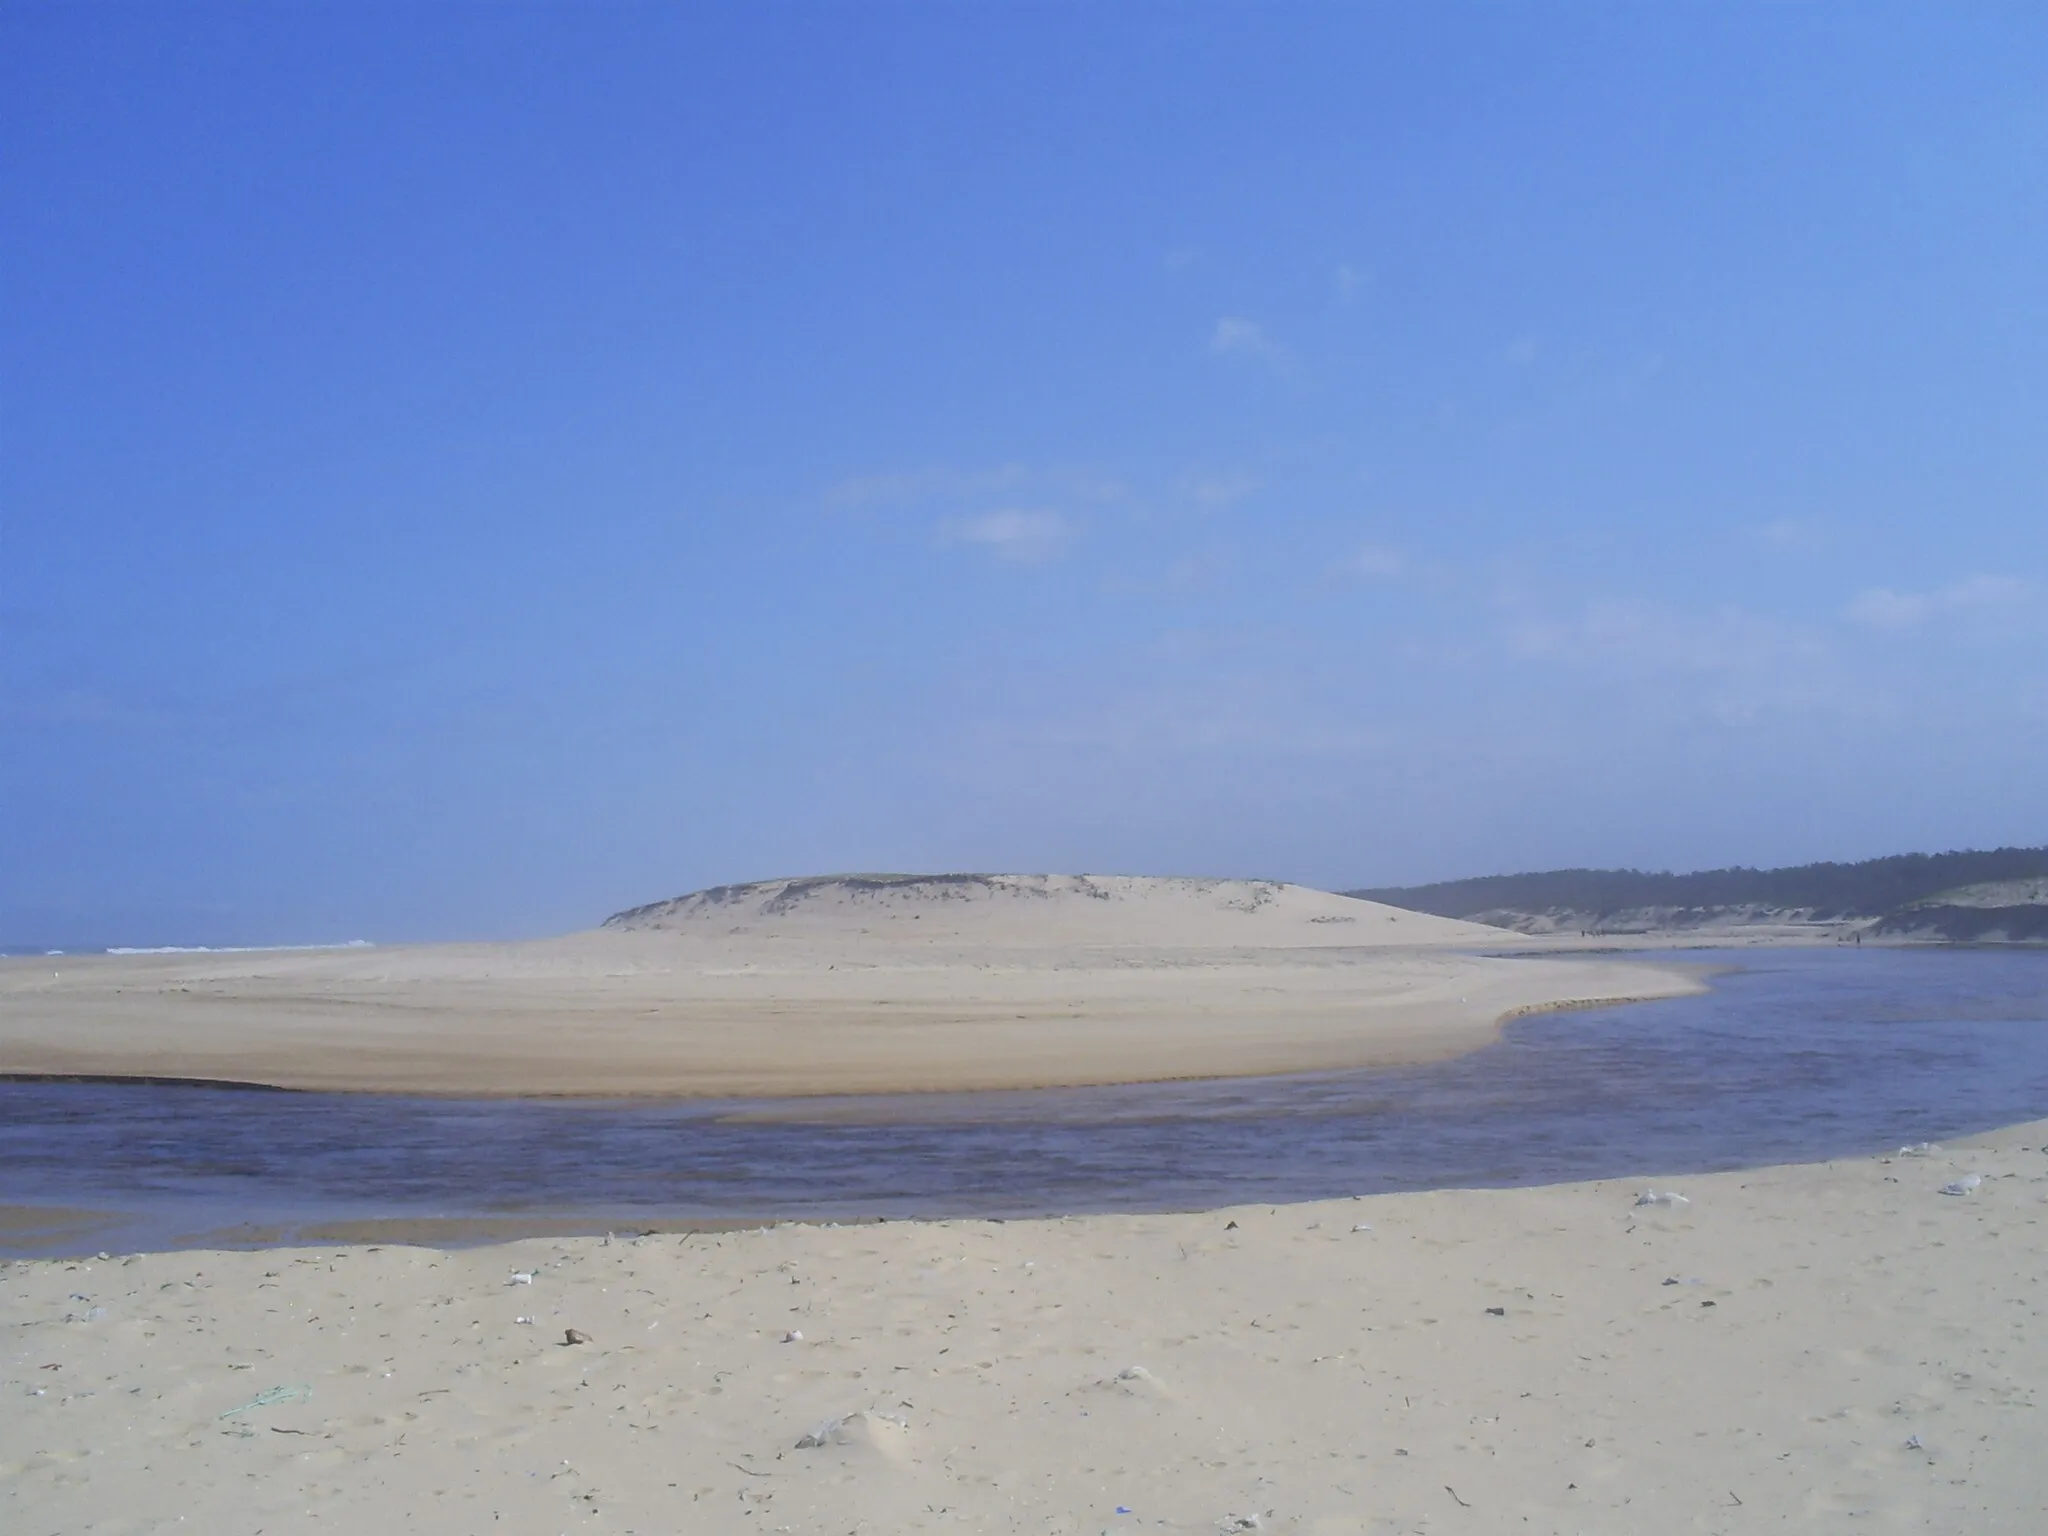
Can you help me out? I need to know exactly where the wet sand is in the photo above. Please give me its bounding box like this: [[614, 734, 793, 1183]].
[[172, 1215, 800, 1252], [0, 1207, 125, 1259], [6, 1122, 2044, 1532]]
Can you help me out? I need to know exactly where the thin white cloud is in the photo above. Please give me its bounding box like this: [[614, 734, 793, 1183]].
[[823, 464, 1029, 510], [1949, 574, 2029, 606], [1185, 472, 1259, 507], [1492, 599, 1849, 729], [1351, 544, 1407, 580], [1335, 265, 1367, 305], [1023, 672, 1394, 757], [825, 463, 1127, 513], [1209, 317, 1281, 361], [940, 509, 1073, 563], [1845, 587, 1929, 629], [1847, 575, 2028, 629], [1162, 549, 1226, 591], [1753, 518, 1827, 551], [1503, 599, 1822, 673], [1503, 335, 1539, 366]]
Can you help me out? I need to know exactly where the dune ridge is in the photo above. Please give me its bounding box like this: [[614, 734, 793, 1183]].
[[603, 871, 1498, 946]]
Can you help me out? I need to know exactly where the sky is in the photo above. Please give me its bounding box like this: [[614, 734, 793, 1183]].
[[4, 4, 2045, 947]]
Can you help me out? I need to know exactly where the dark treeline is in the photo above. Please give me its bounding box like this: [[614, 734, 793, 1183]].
[[1350, 846, 2048, 921]]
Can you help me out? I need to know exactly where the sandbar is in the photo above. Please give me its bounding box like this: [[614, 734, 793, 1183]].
[[0, 876, 1698, 1097]]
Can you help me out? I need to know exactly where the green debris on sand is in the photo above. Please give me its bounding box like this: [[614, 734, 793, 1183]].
[[219, 1384, 312, 1418]]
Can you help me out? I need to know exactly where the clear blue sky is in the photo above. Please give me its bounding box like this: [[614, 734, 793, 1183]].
[[4, 4, 2044, 946]]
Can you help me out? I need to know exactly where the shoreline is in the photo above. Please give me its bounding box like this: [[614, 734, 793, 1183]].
[[0, 979, 1712, 1262], [7, 1117, 2044, 1530], [0, 973, 1705, 1102], [0, 938, 1702, 1098]]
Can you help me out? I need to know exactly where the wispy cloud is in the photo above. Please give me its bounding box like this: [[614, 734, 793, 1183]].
[[940, 509, 1074, 563], [1478, 596, 1860, 730], [1335, 265, 1367, 305], [1846, 587, 1929, 629], [1846, 575, 2028, 629], [1503, 335, 1539, 366], [1020, 671, 1394, 757], [1184, 472, 1259, 507], [825, 463, 1126, 513], [823, 464, 1030, 511], [1350, 544, 1407, 580], [1209, 317, 1283, 363], [1504, 600, 1819, 674], [1752, 518, 1827, 552]]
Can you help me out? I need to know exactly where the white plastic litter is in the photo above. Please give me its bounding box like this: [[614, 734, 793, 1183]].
[[509, 1272, 535, 1285], [782, 1330, 803, 1343], [1634, 1189, 1690, 1207], [794, 1410, 906, 1450], [1897, 1142, 1941, 1157], [1940, 1175, 1983, 1196]]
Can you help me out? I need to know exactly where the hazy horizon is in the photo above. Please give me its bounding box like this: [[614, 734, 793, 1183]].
[[10, 843, 2046, 955], [6, 6, 2045, 948]]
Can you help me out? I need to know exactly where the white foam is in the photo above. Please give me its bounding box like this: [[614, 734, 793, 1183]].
[[105, 940, 374, 955]]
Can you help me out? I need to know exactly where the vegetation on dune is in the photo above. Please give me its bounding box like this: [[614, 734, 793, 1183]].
[[1350, 847, 2048, 924], [1872, 904, 2048, 942]]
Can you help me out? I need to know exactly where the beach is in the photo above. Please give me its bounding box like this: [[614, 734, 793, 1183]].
[[8, 877, 2041, 1528], [0, 878, 1697, 1097], [5, 1122, 2044, 1532]]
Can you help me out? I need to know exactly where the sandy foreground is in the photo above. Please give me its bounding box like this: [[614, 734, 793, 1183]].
[[0, 877, 1696, 1096], [4, 1125, 2044, 1534]]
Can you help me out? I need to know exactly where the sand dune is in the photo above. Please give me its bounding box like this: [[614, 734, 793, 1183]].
[[604, 872, 1497, 946], [0, 875, 1692, 1096], [6, 1122, 2044, 1531]]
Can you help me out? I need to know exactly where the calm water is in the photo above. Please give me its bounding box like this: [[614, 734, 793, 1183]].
[[4, 946, 2046, 1252]]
